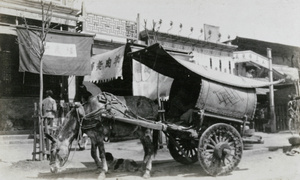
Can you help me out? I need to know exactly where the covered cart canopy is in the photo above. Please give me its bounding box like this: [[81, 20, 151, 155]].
[[128, 43, 285, 120], [128, 43, 283, 88]]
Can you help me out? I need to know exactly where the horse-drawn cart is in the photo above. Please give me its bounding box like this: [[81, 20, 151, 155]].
[[121, 43, 281, 176], [46, 43, 282, 178], [98, 80, 249, 176]]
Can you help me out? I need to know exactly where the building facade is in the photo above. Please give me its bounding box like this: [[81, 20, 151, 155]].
[[231, 36, 300, 131], [0, 0, 139, 132], [0, 0, 81, 132]]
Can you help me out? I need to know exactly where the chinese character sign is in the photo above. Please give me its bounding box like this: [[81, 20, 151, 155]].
[[84, 45, 125, 82], [84, 13, 138, 40]]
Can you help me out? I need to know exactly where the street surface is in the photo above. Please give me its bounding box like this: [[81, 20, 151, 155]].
[[0, 132, 300, 180]]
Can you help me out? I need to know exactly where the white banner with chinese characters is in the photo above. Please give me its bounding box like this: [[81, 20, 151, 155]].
[[44, 42, 77, 57], [84, 45, 125, 82]]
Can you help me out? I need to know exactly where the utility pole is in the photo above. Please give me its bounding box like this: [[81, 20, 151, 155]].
[[267, 48, 276, 132]]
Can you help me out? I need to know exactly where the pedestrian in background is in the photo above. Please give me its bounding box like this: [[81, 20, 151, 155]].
[[42, 90, 57, 134]]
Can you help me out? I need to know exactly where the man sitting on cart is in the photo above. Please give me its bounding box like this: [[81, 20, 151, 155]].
[[166, 78, 200, 126]]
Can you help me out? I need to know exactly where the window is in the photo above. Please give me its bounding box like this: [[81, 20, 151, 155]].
[[210, 58, 212, 69], [0, 34, 22, 96], [219, 60, 222, 71]]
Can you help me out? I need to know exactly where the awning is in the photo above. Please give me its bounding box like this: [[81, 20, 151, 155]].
[[128, 43, 283, 88], [17, 27, 94, 76], [233, 51, 269, 69], [273, 65, 299, 81], [0, 25, 17, 36]]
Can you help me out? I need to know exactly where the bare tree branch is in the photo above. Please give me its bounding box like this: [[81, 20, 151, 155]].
[[16, 0, 54, 161]]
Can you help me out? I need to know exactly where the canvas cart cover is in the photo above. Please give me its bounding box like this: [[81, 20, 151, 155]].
[[129, 43, 283, 88], [196, 79, 256, 119]]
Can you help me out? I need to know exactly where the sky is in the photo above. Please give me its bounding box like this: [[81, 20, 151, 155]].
[[85, 0, 300, 47]]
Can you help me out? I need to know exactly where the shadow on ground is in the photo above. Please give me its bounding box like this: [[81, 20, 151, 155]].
[[31, 160, 211, 179]]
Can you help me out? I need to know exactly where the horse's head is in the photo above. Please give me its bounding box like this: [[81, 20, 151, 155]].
[[45, 103, 85, 173]]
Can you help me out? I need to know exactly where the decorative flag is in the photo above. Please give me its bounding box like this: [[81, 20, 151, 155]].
[[132, 60, 173, 100], [17, 27, 93, 76], [84, 45, 125, 82]]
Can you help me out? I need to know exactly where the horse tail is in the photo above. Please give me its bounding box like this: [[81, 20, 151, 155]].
[[152, 129, 159, 155]]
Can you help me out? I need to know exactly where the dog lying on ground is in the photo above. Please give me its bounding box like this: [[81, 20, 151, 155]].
[[105, 152, 139, 172]]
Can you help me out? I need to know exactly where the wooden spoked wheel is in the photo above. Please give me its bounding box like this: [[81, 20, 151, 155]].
[[198, 123, 243, 176], [167, 134, 198, 165]]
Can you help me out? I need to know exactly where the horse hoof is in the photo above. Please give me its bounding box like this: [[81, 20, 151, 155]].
[[97, 172, 106, 180], [95, 168, 102, 174], [50, 167, 58, 173], [142, 173, 151, 179]]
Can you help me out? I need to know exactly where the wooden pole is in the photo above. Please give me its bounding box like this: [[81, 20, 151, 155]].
[[32, 102, 37, 161], [295, 80, 300, 96], [101, 114, 166, 131], [136, 13, 140, 40], [267, 48, 276, 132], [38, 1, 45, 160]]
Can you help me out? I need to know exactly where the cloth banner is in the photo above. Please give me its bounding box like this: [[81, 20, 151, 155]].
[[132, 60, 173, 100], [17, 28, 93, 76], [84, 45, 125, 82]]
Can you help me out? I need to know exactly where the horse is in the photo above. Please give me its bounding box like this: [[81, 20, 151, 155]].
[[45, 91, 159, 179]]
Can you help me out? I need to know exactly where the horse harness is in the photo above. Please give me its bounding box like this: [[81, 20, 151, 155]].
[[75, 92, 135, 141]]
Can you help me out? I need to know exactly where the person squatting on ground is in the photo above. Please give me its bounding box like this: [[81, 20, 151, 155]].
[[42, 90, 57, 135]]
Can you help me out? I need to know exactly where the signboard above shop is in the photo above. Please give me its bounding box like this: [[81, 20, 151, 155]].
[[81, 3, 139, 40], [233, 50, 270, 69]]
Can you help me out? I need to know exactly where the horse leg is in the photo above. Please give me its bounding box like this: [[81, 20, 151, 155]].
[[139, 129, 154, 179], [88, 135, 107, 180], [90, 140, 102, 171], [85, 131, 102, 171], [96, 139, 108, 180]]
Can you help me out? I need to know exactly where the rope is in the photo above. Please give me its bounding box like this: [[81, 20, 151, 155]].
[[76, 92, 148, 137]]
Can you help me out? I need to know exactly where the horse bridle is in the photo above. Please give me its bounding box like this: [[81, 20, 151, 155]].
[[49, 107, 83, 167]]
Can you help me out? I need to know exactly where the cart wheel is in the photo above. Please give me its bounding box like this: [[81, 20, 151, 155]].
[[168, 134, 198, 165], [198, 123, 243, 176]]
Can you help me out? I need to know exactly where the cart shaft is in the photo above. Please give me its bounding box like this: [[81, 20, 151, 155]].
[[101, 113, 167, 131]]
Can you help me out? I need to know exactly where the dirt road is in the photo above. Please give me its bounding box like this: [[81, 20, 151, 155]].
[[1, 136, 300, 180]]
